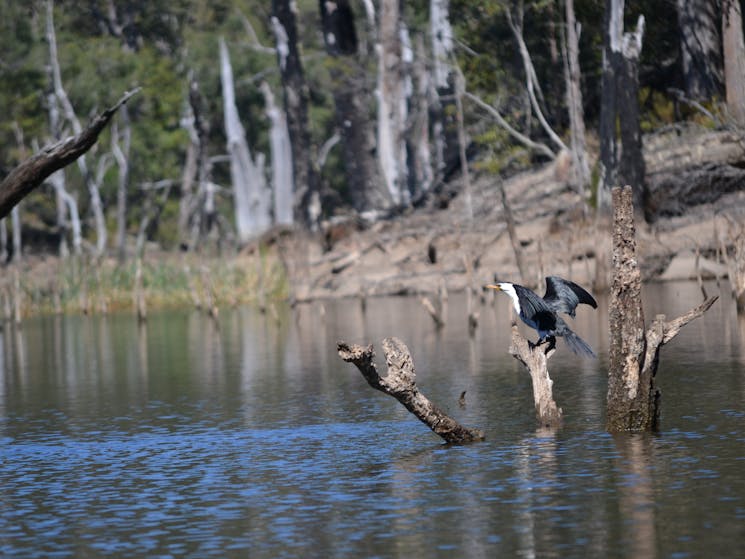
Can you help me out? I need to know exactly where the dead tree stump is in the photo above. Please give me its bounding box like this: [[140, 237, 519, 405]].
[[508, 324, 563, 428], [338, 337, 484, 443], [606, 186, 718, 432]]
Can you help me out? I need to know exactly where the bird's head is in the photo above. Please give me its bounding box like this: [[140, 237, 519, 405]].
[[485, 282, 509, 292]]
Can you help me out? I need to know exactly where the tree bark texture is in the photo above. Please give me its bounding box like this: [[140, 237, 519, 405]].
[[599, 0, 646, 215], [722, 0, 745, 124], [429, 0, 459, 188], [677, 0, 723, 101], [598, 0, 619, 211], [606, 186, 718, 432], [563, 0, 590, 195], [377, 0, 409, 207], [320, 0, 390, 214], [617, 16, 646, 215], [509, 325, 563, 428], [338, 337, 485, 443], [271, 1, 322, 229], [0, 89, 138, 220]]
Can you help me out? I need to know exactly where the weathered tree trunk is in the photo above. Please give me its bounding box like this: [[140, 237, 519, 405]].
[[563, 0, 590, 196], [260, 82, 294, 226], [598, 0, 620, 212], [45, 88, 79, 257], [429, 0, 458, 183], [10, 207, 21, 263], [454, 66, 473, 221], [377, 0, 409, 207], [320, 0, 390, 214], [112, 105, 131, 263], [677, 0, 723, 101], [338, 337, 484, 443], [178, 96, 198, 248], [46, 0, 110, 256], [722, 0, 745, 124], [599, 0, 646, 215], [270, 1, 322, 229], [617, 16, 646, 215], [219, 37, 271, 241], [718, 215, 745, 312], [606, 186, 718, 432], [0, 90, 138, 220], [509, 325, 562, 428], [409, 35, 435, 199]]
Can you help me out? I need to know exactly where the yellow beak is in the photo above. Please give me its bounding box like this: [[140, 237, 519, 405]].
[[485, 284, 502, 291]]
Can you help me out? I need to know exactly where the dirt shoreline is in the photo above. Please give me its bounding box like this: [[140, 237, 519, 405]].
[[287, 126, 745, 302]]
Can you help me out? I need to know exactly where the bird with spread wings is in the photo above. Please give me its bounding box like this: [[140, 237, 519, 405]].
[[487, 276, 598, 357]]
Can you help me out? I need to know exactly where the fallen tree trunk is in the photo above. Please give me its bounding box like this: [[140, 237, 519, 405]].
[[606, 185, 718, 432], [338, 337, 484, 443], [0, 89, 139, 220], [509, 325, 563, 428]]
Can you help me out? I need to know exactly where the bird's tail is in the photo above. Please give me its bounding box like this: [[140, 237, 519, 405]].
[[563, 328, 596, 358]]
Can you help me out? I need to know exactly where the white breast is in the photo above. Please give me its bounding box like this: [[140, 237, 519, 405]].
[[499, 283, 521, 315]]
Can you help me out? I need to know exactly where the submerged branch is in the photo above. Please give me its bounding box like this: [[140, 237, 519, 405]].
[[337, 337, 484, 443]]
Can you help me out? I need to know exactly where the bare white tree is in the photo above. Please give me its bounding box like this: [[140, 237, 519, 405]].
[[563, 0, 590, 195], [46, 0, 108, 256], [260, 81, 294, 226], [219, 37, 271, 242], [376, 0, 411, 207]]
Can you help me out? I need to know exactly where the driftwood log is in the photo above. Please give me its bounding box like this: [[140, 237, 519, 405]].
[[508, 323, 563, 428], [0, 88, 140, 219], [607, 186, 718, 432], [337, 337, 484, 443]]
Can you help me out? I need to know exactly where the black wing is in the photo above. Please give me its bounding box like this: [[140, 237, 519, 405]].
[[514, 284, 556, 330], [542, 276, 597, 317]]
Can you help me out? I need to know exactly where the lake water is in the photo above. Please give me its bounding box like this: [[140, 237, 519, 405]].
[[1, 280, 744, 558]]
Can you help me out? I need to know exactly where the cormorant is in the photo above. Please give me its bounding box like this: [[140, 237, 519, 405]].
[[486, 276, 597, 357]]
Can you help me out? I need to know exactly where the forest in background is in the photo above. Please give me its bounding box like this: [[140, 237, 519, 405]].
[[0, 0, 744, 314]]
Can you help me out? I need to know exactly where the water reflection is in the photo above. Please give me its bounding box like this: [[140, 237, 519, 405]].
[[1, 282, 744, 557], [614, 434, 656, 559]]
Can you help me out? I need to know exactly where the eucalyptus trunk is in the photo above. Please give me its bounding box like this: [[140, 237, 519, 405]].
[[219, 37, 271, 241], [320, 0, 389, 214], [271, 0, 321, 229]]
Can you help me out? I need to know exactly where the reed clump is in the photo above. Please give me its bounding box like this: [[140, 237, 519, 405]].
[[2, 250, 288, 318]]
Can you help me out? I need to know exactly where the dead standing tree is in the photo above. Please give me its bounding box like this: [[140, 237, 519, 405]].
[[606, 186, 718, 432], [338, 337, 484, 444]]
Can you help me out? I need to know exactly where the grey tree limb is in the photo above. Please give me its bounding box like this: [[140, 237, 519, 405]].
[[0, 89, 140, 220], [338, 337, 484, 443]]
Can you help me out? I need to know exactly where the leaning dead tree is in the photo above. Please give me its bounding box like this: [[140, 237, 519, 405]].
[[606, 186, 718, 432], [338, 337, 484, 443], [509, 324, 563, 428], [0, 89, 139, 220]]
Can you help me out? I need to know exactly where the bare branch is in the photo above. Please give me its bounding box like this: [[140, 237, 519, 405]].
[[338, 337, 484, 443], [506, 7, 568, 153], [464, 91, 556, 159], [0, 89, 140, 219]]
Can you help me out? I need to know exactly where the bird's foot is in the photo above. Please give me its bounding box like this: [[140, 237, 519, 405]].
[[544, 336, 556, 355], [536, 336, 556, 355]]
